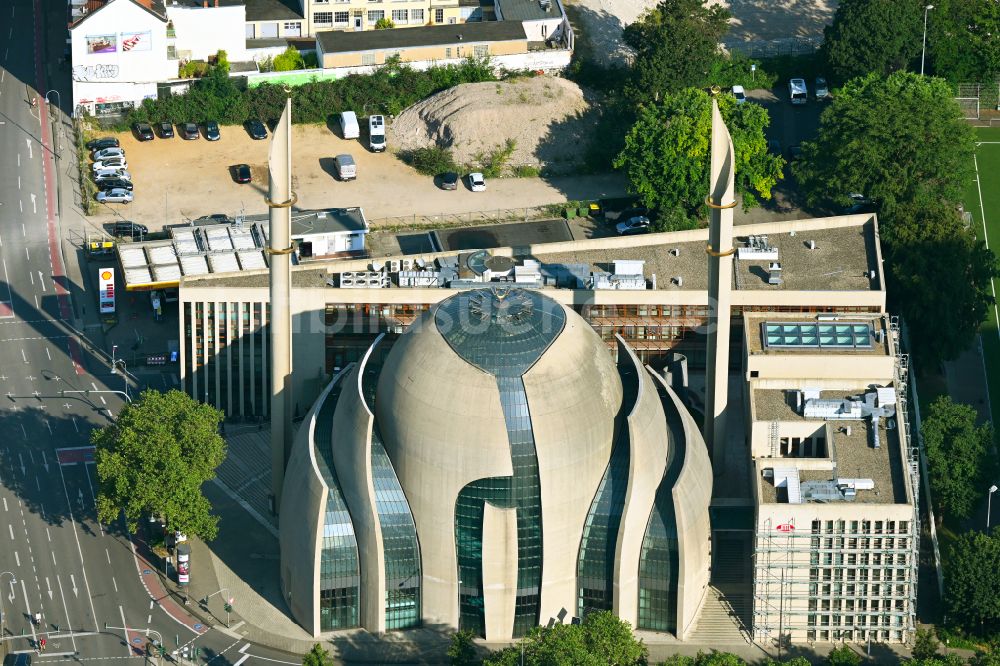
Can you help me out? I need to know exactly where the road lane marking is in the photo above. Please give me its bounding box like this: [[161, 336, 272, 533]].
[[14, 550, 19, 566], [30, 194, 36, 214], [233, 655, 250, 666], [238, 655, 298, 665], [51, 551, 55, 565], [239, 643, 250, 653], [118, 605, 131, 656], [83, 467, 104, 535], [21, 578, 36, 644], [2, 497, 6, 511], [112, 576, 117, 592], [58, 462, 100, 630], [38, 271, 45, 291], [57, 574, 77, 651], [46, 527, 51, 541], [46, 347, 51, 360], [8, 524, 13, 539], [106, 549, 111, 564], [21, 349, 27, 363]]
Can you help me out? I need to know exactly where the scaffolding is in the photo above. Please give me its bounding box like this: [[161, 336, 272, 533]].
[[752, 317, 920, 646]]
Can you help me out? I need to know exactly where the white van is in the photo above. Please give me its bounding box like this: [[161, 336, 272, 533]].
[[338, 111, 359, 139], [368, 115, 386, 152], [789, 78, 808, 105], [334, 154, 356, 181]]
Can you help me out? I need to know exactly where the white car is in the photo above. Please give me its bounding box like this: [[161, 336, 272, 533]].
[[468, 172, 486, 192], [92, 147, 125, 161], [96, 188, 133, 204], [732, 85, 747, 104], [93, 158, 127, 172], [94, 168, 131, 181]]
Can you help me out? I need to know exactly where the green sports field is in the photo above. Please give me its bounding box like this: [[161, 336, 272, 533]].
[[968, 127, 1000, 429]]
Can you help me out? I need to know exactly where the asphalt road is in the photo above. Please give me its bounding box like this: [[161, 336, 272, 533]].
[[0, 3, 307, 666]]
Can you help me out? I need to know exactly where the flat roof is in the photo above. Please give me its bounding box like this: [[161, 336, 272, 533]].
[[285, 208, 368, 236], [316, 21, 527, 54], [744, 314, 890, 356], [756, 413, 907, 505], [182, 215, 883, 294], [495, 0, 561, 22]]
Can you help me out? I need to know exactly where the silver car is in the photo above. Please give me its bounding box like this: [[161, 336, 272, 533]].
[[92, 147, 125, 161], [93, 158, 128, 172], [96, 188, 133, 204]]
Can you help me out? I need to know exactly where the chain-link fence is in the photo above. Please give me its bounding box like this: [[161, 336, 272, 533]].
[[955, 82, 1000, 120], [726, 37, 821, 59]]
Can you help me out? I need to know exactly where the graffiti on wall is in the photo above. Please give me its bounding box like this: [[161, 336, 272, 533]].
[[73, 64, 120, 81]]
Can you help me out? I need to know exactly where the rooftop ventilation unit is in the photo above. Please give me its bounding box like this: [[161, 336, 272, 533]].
[[768, 261, 783, 285], [737, 234, 778, 261], [808, 239, 817, 250]]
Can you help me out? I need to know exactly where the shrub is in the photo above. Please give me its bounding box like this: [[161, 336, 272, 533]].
[[400, 146, 457, 175], [178, 60, 210, 79], [374, 17, 395, 29], [273, 45, 305, 72], [472, 138, 516, 178], [512, 164, 540, 178]]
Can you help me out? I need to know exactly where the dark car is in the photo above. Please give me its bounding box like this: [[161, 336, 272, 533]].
[[247, 119, 267, 140], [4, 653, 32, 666], [194, 214, 233, 225], [134, 122, 154, 141], [234, 164, 252, 183], [96, 177, 134, 192], [787, 144, 803, 161], [439, 171, 459, 190], [843, 193, 877, 214], [159, 121, 174, 138], [205, 121, 221, 141], [85, 136, 119, 151], [112, 221, 148, 238], [182, 123, 199, 140]]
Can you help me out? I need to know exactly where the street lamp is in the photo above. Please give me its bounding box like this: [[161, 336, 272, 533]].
[[44, 90, 62, 155], [110, 345, 129, 402], [921, 4, 934, 76], [0, 571, 17, 657], [988, 484, 998, 530]]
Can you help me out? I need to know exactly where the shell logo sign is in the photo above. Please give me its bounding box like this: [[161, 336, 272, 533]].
[[99, 268, 116, 314]]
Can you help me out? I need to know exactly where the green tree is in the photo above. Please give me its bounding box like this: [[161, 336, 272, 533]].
[[273, 45, 306, 72], [911, 657, 968, 666], [970, 643, 1000, 666], [928, 0, 1000, 83], [883, 198, 998, 364], [622, 0, 731, 102], [827, 645, 863, 666], [302, 644, 333, 666], [820, 0, 924, 83], [945, 531, 1000, 634], [93, 389, 227, 540], [913, 628, 942, 661], [483, 612, 646, 666], [793, 71, 975, 214], [923, 396, 995, 521], [614, 88, 783, 221], [374, 17, 396, 29], [447, 630, 478, 666], [215, 49, 230, 74]]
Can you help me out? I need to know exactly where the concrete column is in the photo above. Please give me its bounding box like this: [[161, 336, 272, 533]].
[[269, 98, 295, 507], [703, 99, 736, 470]]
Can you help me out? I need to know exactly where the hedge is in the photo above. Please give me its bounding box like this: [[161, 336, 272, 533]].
[[121, 57, 519, 130]]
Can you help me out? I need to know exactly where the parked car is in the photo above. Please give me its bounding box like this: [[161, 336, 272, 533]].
[[843, 193, 876, 214], [618, 206, 649, 221], [96, 177, 133, 192], [112, 220, 148, 237], [338, 111, 359, 139], [334, 154, 356, 181], [92, 147, 125, 161], [182, 123, 199, 140], [94, 168, 131, 181], [616, 215, 651, 235], [234, 164, 252, 183], [246, 119, 267, 140], [468, 172, 486, 192], [789, 78, 808, 104], [85, 136, 119, 151], [439, 171, 459, 190], [732, 85, 747, 104], [786, 144, 803, 161], [134, 122, 154, 141], [96, 188, 133, 204], [159, 121, 174, 138], [92, 158, 127, 172], [814, 77, 830, 100], [205, 120, 221, 141], [368, 115, 386, 152], [4, 653, 32, 666]]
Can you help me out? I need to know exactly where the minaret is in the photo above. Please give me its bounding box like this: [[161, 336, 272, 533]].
[[703, 97, 736, 470], [268, 97, 295, 507]]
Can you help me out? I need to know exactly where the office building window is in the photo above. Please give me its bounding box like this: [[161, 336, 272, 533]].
[[335, 10, 349, 22], [361, 52, 376, 65], [410, 8, 423, 21], [314, 11, 333, 24], [435, 7, 443, 22], [391, 9, 407, 21], [474, 44, 488, 57], [284, 21, 301, 30], [367, 9, 384, 22]]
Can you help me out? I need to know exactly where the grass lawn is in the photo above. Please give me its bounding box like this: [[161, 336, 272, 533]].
[[968, 127, 1000, 432]]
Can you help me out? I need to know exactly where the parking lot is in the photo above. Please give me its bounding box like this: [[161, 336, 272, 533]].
[[87, 123, 628, 231]]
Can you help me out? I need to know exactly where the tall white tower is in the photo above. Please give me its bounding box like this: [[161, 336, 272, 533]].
[[703, 98, 736, 470], [268, 97, 295, 507]]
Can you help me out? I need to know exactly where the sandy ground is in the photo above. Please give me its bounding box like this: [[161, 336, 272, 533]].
[[87, 123, 628, 232], [566, 0, 838, 65]]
